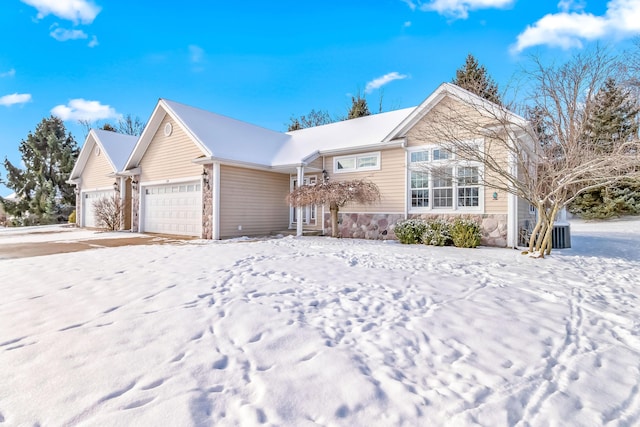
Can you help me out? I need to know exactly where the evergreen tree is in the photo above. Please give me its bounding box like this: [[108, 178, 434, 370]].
[[0, 116, 79, 224], [570, 77, 640, 218], [347, 92, 370, 119], [452, 53, 502, 105]]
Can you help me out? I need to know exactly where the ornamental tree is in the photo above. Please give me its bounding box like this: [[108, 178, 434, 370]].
[[287, 179, 380, 237]]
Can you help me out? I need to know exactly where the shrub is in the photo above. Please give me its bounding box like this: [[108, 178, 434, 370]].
[[451, 218, 482, 248], [68, 210, 76, 224], [93, 195, 122, 231], [393, 219, 427, 244], [422, 219, 452, 246]]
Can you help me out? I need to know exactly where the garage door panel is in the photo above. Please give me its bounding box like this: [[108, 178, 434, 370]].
[[83, 190, 116, 228], [142, 182, 202, 237]]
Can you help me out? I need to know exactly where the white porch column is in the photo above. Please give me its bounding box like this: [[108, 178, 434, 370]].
[[119, 176, 126, 231], [212, 162, 221, 240], [296, 165, 304, 237]]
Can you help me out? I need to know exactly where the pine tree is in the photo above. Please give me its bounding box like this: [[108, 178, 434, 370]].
[[452, 54, 502, 105], [570, 77, 640, 218], [0, 116, 79, 224], [347, 92, 370, 119]]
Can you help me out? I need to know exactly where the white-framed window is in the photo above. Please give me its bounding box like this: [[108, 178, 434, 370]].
[[410, 171, 429, 208], [408, 143, 482, 213], [334, 152, 381, 173], [457, 166, 480, 207]]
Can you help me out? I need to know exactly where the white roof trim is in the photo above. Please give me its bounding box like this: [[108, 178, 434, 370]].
[[69, 130, 116, 181]]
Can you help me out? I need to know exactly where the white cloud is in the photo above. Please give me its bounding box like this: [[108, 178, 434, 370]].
[[403, 21, 412, 28], [365, 72, 409, 94], [401, 0, 514, 19], [0, 93, 32, 107], [189, 45, 205, 72], [513, 0, 640, 52], [50, 27, 88, 41], [0, 69, 16, 78], [51, 99, 119, 122], [557, 0, 586, 13], [88, 35, 99, 47], [21, 0, 101, 24]]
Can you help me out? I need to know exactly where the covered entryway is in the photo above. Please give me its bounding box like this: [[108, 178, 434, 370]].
[[142, 182, 202, 237], [82, 190, 115, 228]]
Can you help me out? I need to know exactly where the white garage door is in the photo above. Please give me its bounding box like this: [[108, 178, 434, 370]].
[[143, 182, 202, 237], [83, 190, 115, 228]]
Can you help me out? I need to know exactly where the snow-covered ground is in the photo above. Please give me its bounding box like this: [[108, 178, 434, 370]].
[[1, 218, 639, 426]]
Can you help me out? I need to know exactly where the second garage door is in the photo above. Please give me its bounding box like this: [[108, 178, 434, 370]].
[[142, 182, 202, 237], [83, 190, 115, 228]]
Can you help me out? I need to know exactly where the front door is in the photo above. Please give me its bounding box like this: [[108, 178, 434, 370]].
[[290, 176, 317, 226]]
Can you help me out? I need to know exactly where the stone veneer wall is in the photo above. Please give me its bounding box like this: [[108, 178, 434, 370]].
[[324, 212, 508, 247], [201, 164, 213, 239], [409, 213, 508, 247], [324, 213, 405, 240], [75, 191, 81, 226], [131, 175, 140, 232]]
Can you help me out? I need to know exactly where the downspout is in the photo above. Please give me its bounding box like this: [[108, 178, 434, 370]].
[[212, 162, 221, 240], [402, 138, 408, 220], [507, 139, 518, 248], [296, 165, 304, 237]]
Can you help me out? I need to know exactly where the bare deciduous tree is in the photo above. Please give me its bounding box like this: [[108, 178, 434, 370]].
[[93, 195, 122, 231], [287, 180, 380, 237], [414, 48, 640, 257]]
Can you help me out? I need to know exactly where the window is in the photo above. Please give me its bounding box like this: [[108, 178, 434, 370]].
[[410, 171, 429, 207], [432, 168, 453, 208], [408, 144, 482, 212], [334, 152, 380, 173], [433, 148, 451, 161], [457, 167, 479, 207], [410, 150, 429, 163]]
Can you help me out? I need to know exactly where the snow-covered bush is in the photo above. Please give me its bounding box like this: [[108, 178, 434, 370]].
[[422, 219, 452, 246], [394, 219, 427, 244], [451, 218, 481, 248]]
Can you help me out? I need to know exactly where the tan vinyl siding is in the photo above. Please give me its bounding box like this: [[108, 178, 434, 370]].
[[325, 148, 405, 213], [82, 139, 115, 189], [140, 114, 204, 182], [306, 157, 324, 171], [406, 96, 510, 215], [219, 166, 290, 238]]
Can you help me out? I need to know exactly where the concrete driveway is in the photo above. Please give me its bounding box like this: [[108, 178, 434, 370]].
[[0, 225, 196, 259]]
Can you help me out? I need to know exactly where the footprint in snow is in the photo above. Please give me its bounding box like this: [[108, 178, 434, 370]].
[[122, 397, 154, 410], [212, 355, 229, 370], [140, 379, 164, 390]]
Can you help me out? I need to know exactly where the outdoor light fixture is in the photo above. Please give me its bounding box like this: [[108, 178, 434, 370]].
[[74, 187, 79, 195], [322, 169, 329, 182], [202, 168, 209, 185], [131, 180, 139, 191], [113, 181, 120, 192], [492, 191, 498, 200]]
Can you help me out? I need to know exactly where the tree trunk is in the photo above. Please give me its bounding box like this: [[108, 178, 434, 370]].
[[330, 202, 339, 238], [527, 202, 559, 258]]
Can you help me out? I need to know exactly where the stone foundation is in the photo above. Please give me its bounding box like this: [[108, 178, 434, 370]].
[[408, 213, 508, 247], [324, 213, 404, 240], [324, 212, 508, 247]]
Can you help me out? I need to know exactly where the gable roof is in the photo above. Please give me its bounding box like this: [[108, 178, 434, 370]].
[[384, 82, 529, 141], [69, 129, 138, 182], [122, 82, 530, 172]]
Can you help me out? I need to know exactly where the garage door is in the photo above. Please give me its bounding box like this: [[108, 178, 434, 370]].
[[142, 182, 202, 236], [83, 190, 115, 228]]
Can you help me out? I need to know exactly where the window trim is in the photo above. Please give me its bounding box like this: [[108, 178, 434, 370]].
[[334, 151, 381, 173]]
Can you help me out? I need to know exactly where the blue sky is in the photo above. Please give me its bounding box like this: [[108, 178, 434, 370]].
[[1, 0, 639, 196]]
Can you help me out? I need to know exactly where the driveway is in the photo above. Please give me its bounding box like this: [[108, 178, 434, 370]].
[[0, 225, 196, 259]]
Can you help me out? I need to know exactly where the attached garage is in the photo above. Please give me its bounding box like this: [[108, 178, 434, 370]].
[[142, 182, 202, 237], [82, 190, 115, 228]]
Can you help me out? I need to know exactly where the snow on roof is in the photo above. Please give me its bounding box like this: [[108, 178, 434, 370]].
[[162, 100, 292, 165], [93, 129, 138, 171], [273, 107, 416, 165]]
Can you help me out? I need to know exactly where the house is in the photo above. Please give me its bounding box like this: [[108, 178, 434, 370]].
[[70, 83, 535, 247], [68, 129, 138, 229]]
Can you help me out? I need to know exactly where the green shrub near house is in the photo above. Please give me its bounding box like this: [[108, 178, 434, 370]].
[[394, 219, 428, 244], [451, 218, 482, 248], [422, 219, 452, 246]]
